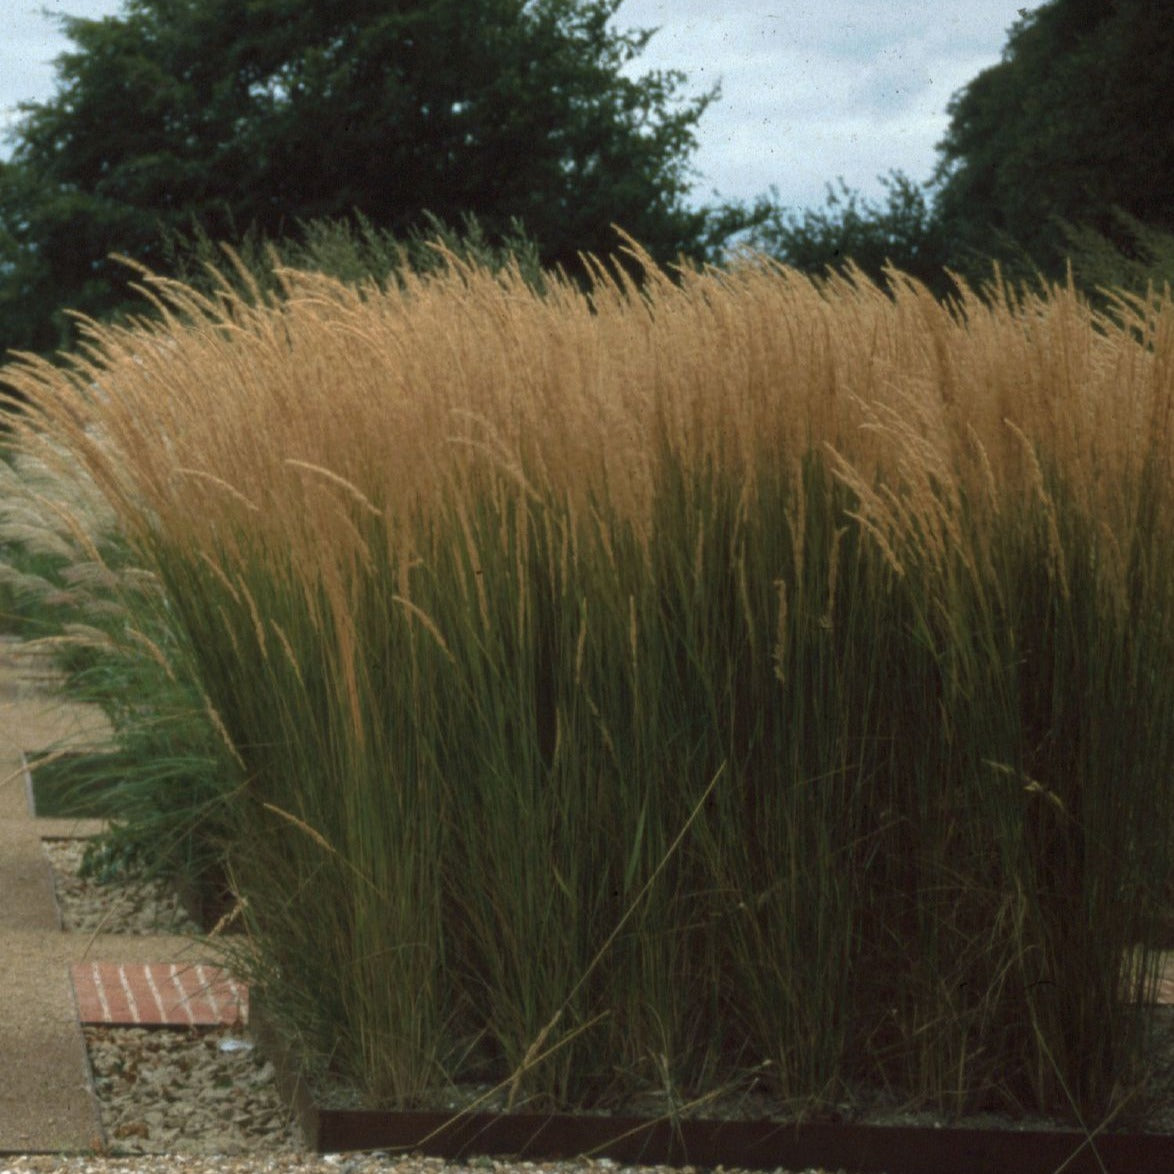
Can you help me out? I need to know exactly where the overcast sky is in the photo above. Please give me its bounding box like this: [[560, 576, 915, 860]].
[[1, 0, 1046, 212]]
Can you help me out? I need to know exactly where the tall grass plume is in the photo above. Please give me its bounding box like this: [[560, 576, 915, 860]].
[[4, 241, 1174, 1125]]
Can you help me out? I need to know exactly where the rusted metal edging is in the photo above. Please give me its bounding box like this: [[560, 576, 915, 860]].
[[251, 1004, 1174, 1173]]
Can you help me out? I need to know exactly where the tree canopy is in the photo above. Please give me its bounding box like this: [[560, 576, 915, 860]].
[[753, 0, 1174, 297], [933, 0, 1174, 282], [1, 0, 745, 357], [5, 0, 1171, 359], [742, 172, 951, 296]]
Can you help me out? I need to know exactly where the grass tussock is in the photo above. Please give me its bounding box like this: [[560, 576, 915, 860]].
[[0, 445, 240, 892], [4, 242, 1174, 1126]]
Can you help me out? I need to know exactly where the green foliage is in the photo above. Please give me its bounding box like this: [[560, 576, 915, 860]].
[[161, 209, 549, 304], [934, 0, 1174, 283], [1059, 209, 1174, 301], [0, 0, 757, 359], [0, 160, 148, 358], [51, 624, 235, 893], [742, 171, 952, 296], [0, 452, 238, 893], [28, 752, 130, 820], [739, 0, 1172, 300], [740, 0, 1174, 301]]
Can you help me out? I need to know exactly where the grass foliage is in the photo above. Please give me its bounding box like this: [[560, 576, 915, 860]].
[[3, 240, 1174, 1125], [0, 447, 235, 889]]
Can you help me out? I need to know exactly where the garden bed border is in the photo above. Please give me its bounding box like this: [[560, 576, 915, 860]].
[[250, 1004, 1174, 1173]]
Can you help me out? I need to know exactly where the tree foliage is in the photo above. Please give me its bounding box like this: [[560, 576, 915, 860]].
[[748, 1, 1173, 297], [1055, 209, 1174, 307], [743, 0, 1173, 298], [933, 0, 1174, 282], [161, 208, 550, 304], [741, 171, 951, 295], [0, 0, 746, 357]]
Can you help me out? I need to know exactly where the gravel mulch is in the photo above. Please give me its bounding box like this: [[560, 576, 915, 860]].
[[83, 1024, 301, 1156], [43, 838, 202, 937], [2, 1159, 810, 1174]]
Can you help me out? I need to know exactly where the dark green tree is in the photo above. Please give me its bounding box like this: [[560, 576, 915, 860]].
[[741, 171, 952, 295], [1058, 209, 1174, 300], [933, 0, 1174, 283], [0, 0, 750, 358], [739, 0, 1173, 299]]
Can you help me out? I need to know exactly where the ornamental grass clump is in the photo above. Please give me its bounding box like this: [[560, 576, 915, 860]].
[[4, 241, 1174, 1126], [0, 445, 235, 892]]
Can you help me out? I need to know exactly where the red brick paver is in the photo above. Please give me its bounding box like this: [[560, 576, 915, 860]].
[[70, 962, 248, 1026]]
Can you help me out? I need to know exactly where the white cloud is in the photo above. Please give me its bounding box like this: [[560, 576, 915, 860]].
[[616, 0, 1047, 207]]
